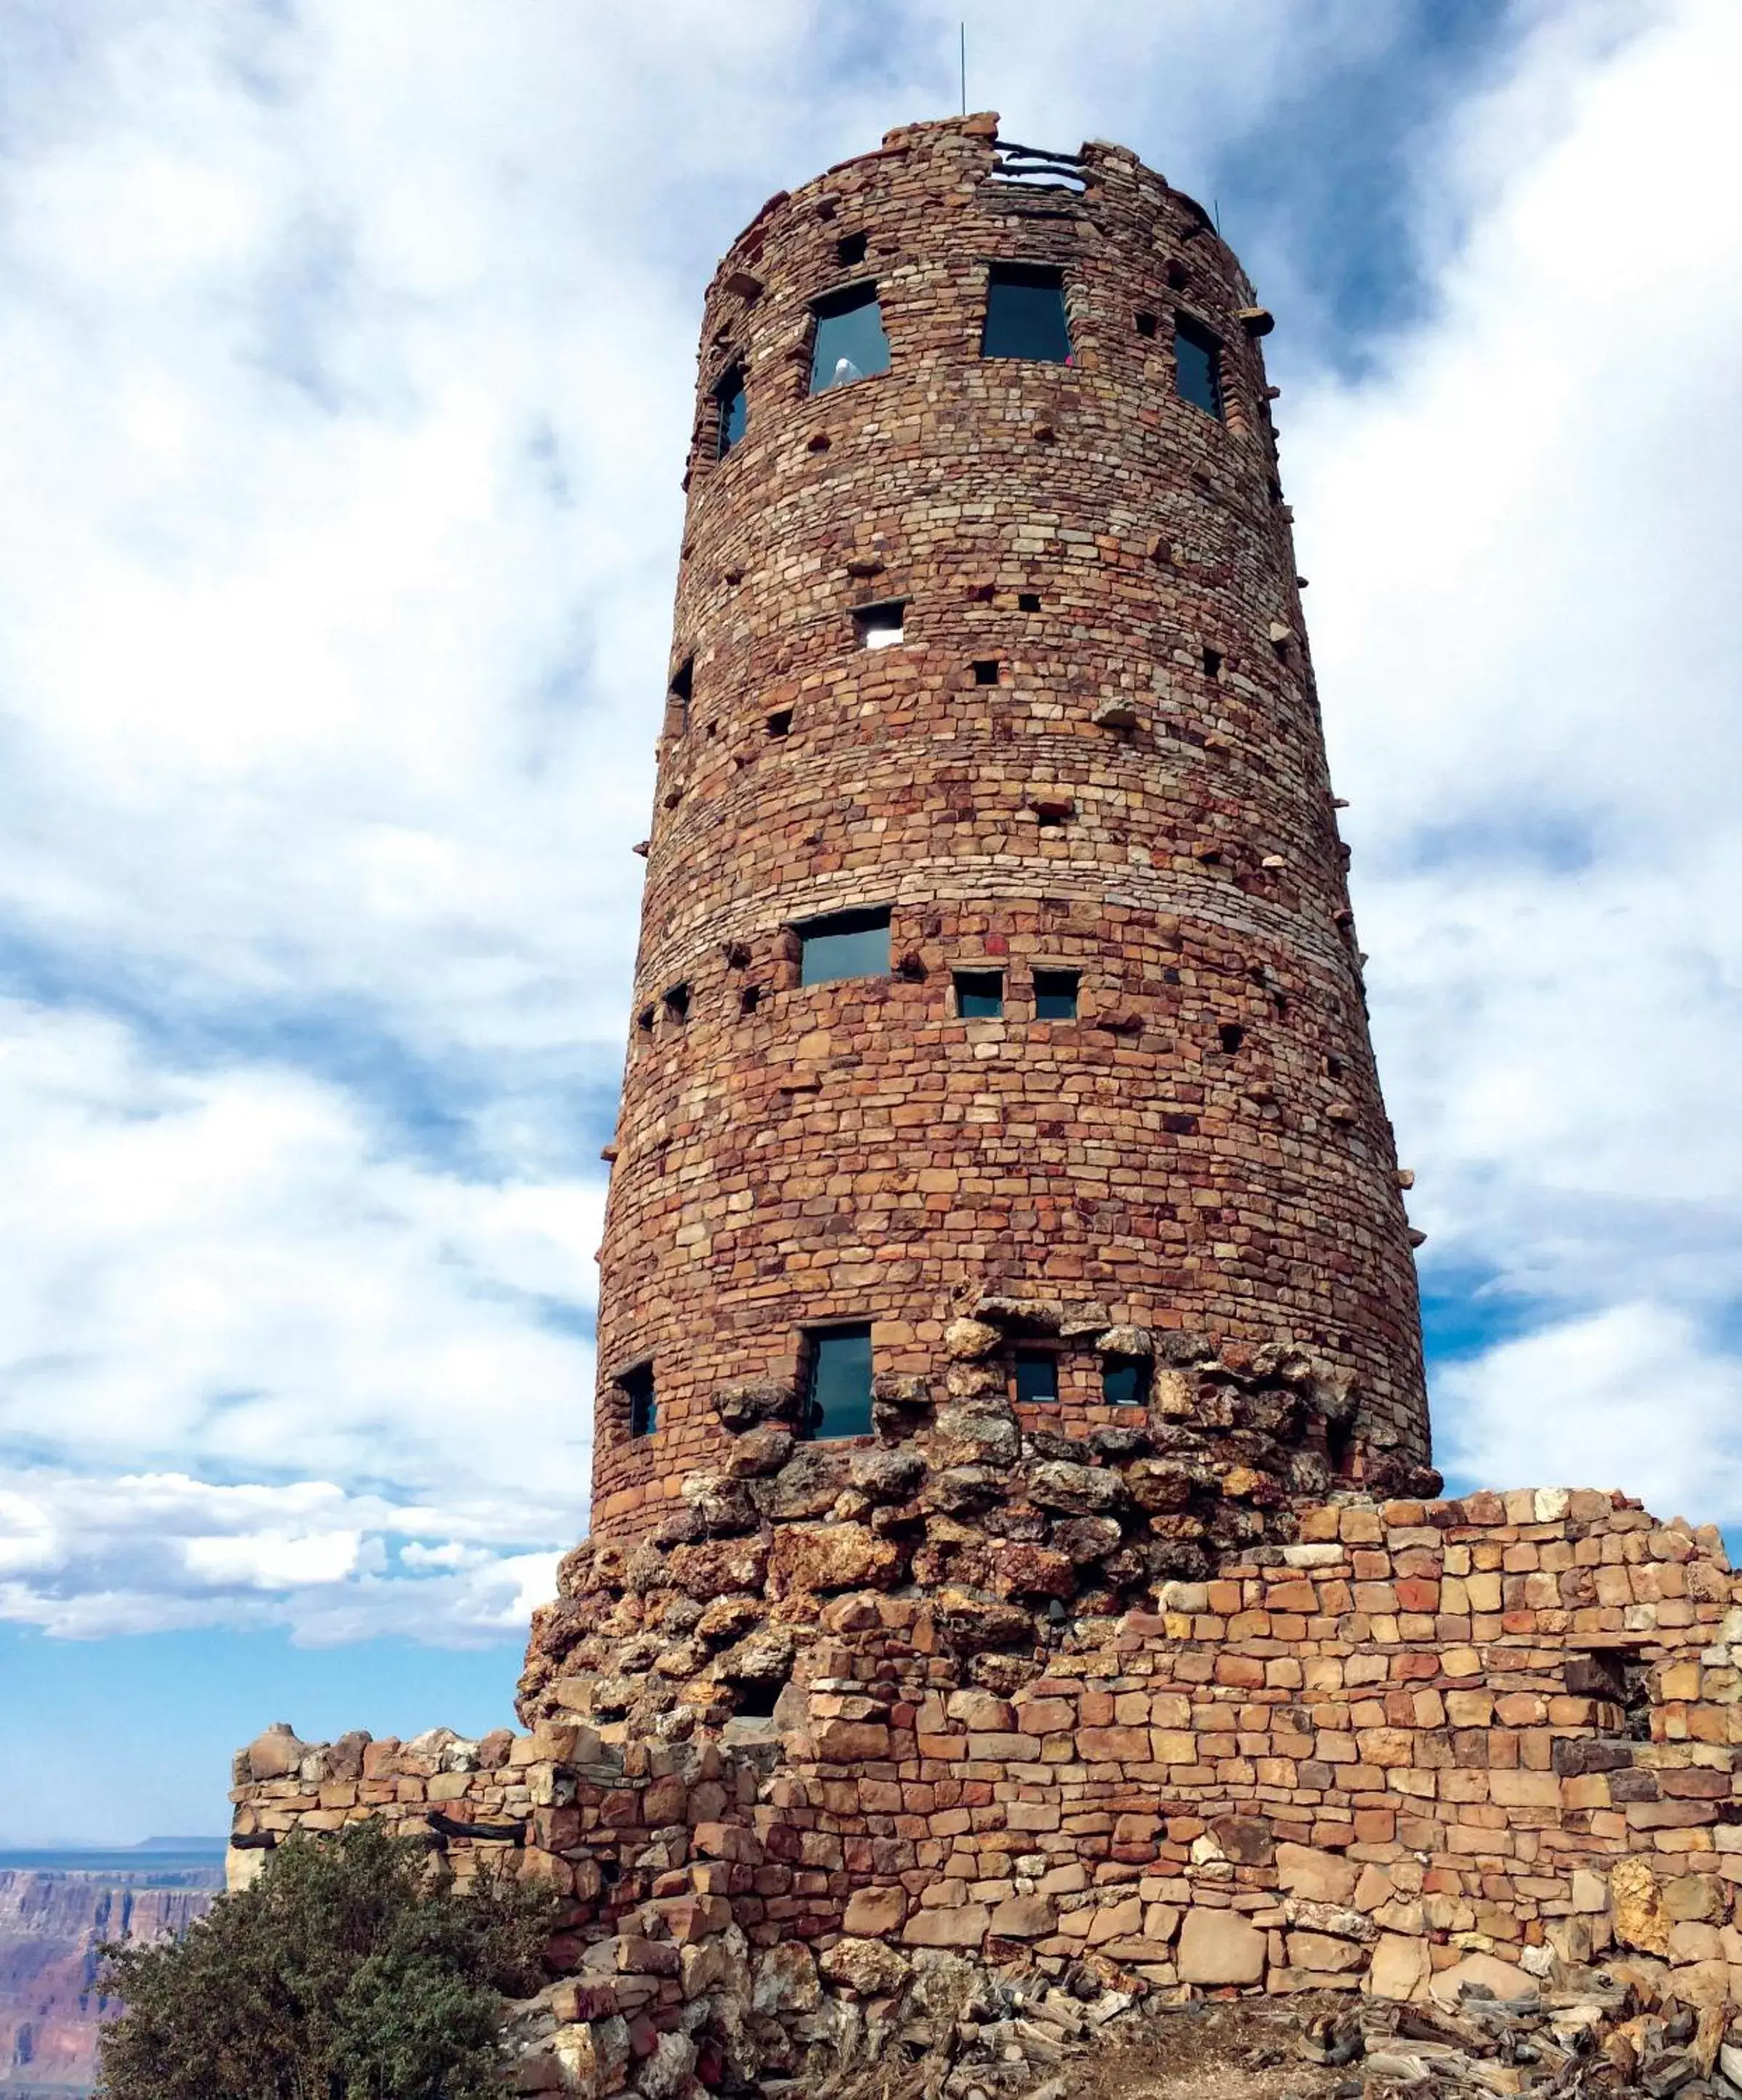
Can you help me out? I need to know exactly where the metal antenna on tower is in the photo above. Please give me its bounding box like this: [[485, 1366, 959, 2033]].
[[960, 22, 967, 115]]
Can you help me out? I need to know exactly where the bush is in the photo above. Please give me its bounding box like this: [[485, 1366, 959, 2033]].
[[97, 1821, 556, 2100]]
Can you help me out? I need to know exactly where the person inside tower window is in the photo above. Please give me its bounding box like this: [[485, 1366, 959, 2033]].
[[809, 285, 891, 393]]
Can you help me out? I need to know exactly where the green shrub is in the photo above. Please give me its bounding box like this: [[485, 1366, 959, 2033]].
[[97, 1821, 556, 2100]]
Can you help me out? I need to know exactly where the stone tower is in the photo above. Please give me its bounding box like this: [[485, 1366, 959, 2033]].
[[588, 115, 1431, 1559]]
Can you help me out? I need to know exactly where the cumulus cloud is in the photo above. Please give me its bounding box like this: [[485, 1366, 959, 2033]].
[[1283, 0, 1742, 1517], [1, 0, 1738, 1644]]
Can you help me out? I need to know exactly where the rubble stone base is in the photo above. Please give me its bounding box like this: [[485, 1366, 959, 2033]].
[[231, 1488, 1742, 2094]]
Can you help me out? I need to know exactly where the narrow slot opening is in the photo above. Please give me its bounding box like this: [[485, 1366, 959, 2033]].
[[663, 983, 691, 1022], [620, 1362, 656, 1440], [713, 366, 746, 456], [637, 1006, 655, 1035], [1218, 1022, 1246, 1054], [1202, 647, 1222, 679], [739, 985, 761, 1015]]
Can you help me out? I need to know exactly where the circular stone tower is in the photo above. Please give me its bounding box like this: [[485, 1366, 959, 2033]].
[[588, 115, 1431, 1551]]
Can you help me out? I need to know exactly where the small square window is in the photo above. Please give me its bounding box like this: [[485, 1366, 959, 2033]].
[[802, 1325, 873, 1440], [1174, 317, 1223, 419], [810, 284, 891, 393], [835, 231, 868, 267], [954, 969, 1003, 1019], [714, 366, 747, 455], [1134, 310, 1158, 339], [982, 263, 1071, 364], [636, 1006, 655, 1035], [1018, 591, 1042, 612], [663, 983, 690, 1022], [1102, 1358, 1148, 1408], [972, 660, 999, 686], [854, 602, 906, 649], [766, 708, 793, 737], [1203, 647, 1223, 679], [621, 1362, 656, 1438], [798, 906, 891, 985], [1013, 1349, 1059, 1406], [1033, 969, 1079, 1020]]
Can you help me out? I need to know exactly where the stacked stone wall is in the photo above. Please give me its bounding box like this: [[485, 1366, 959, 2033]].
[[591, 113, 1428, 1542], [233, 1489, 1742, 2087]]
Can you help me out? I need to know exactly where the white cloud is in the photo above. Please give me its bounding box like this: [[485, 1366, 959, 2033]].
[[1283, 0, 1742, 1515], [1435, 1305, 1742, 1526]]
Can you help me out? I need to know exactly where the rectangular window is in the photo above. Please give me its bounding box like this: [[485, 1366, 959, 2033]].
[[666, 656, 693, 735], [982, 263, 1071, 364], [803, 1325, 873, 1440], [1102, 1358, 1149, 1408], [714, 366, 747, 455], [798, 906, 891, 986], [1174, 316, 1222, 419], [854, 602, 906, 649], [954, 969, 1003, 1018], [621, 1362, 656, 1439], [1013, 1349, 1059, 1406], [1033, 969, 1079, 1020], [810, 284, 891, 393]]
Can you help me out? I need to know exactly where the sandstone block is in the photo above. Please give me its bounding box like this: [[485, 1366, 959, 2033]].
[[1275, 1844, 1359, 1906], [903, 1903, 991, 1948], [843, 1884, 908, 1935], [819, 1936, 912, 1995], [1177, 1907, 1267, 1986], [771, 1522, 900, 1594], [1365, 1933, 1430, 2001]]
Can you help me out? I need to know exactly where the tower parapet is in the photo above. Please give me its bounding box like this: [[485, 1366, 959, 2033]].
[[589, 113, 1429, 1561]]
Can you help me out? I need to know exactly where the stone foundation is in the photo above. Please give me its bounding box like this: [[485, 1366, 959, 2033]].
[[232, 1487, 1742, 2089]]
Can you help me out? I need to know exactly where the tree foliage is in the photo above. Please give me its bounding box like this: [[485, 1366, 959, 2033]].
[[97, 1822, 556, 2100]]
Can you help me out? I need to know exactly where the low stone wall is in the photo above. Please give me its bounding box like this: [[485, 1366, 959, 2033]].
[[231, 1488, 1742, 2090]]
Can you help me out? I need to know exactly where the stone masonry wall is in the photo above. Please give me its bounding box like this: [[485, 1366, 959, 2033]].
[[232, 1488, 1742, 2091], [590, 113, 1429, 1543]]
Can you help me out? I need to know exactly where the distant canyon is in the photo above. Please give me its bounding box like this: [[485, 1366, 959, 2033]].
[[0, 1863, 219, 2095]]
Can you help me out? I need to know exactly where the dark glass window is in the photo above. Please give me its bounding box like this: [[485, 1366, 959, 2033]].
[[810, 285, 891, 393], [1102, 1358, 1149, 1408], [954, 969, 1003, 1018], [621, 1362, 656, 1438], [1034, 969, 1079, 1020], [798, 906, 891, 986], [1174, 317, 1222, 419], [714, 367, 747, 455], [803, 1325, 873, 1439], [982, 264, 1071, 363], [1014, 1350, 1059, 1406]]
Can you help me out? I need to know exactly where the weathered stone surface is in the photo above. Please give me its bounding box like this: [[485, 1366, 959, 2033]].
[[1051, 1515, 1124, 1564], [771, 1522, 900, 1594], [722, 1426, 794, 1478], [245, 1723, 307, 1781], [842, 1884, 908, 1936], [1430, 1953, 1537, 2008], [751, 1942, 820, 2015], [902, 1903, 991, 1949], [1177, 1908, 1266, 1985], [1611, 1855, 1672, 1957], [926, 1406, 1021, 1471], [1026, 1461, 1123, 1516], [1365, 1933, 1431, 2001], [665, 1537, 769, 1601], [1275, 1845, 1360, 1907], [753, 1445, 854, 1522], [819, 1937, 912, 1996]]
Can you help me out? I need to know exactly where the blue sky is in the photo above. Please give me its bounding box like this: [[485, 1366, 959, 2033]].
[[1, 0, 1739, 1843]]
